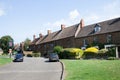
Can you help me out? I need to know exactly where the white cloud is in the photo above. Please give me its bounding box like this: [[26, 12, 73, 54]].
[[0, 8, 5, 16], [69, 9, 80, 20]]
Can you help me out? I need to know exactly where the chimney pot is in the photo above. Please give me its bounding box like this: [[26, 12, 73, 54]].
[[61, 24, 65, 30], [47, 30, 51, 35], [33, 35, 36, 40], [80, 19, 84, 28], [39, 33, 43, 38]]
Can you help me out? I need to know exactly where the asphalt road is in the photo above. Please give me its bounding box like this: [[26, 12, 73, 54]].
[[0, 57, 62, 80]]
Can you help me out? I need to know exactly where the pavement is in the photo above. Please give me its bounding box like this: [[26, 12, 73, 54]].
[[0, 57, 62, 80]]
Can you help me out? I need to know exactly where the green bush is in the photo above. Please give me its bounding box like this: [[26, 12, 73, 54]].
[[60, 48, 84, 59], [98, 49, 108, 54], [32, 52, 41, 57], [83, 52, 98, 59], [106, 47, 116, 57], [53, 46, 63, 54], [26, 54, 33, 57], [95, 49, 108, 59]]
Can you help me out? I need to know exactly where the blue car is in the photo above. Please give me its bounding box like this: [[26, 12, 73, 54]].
[[13, 53, 24, 62], [13, 49, 24, 62]]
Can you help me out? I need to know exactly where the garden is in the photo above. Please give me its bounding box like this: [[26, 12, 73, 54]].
[[54, 46, 120, 80], [54, 46, 119, 60]]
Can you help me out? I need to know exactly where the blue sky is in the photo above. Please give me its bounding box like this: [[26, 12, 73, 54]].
[[0, 0, 120, 44]]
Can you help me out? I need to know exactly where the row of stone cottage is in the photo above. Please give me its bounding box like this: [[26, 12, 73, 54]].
[[29, 17, 120, 56]]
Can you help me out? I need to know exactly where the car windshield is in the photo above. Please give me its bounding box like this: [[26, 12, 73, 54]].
[[50, 53, 57, 56], [15, 54, 23, 58]]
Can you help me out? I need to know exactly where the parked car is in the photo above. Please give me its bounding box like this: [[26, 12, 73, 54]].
[[48, 53, 59, 62], [13, 49, 24, 62]]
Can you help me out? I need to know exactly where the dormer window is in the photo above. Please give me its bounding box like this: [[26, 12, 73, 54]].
[[94, 24, 101, 33]]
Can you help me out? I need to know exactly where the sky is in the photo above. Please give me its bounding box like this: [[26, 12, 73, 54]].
[[0, 0, 120, 44]]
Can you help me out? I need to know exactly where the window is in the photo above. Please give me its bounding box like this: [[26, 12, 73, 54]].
[[83, 39, 88, 47], [38, 45, 40, 49], [93, 36, 98, 43], [94, 24, 101, 33], [50, 43, 54, 48], [44, 45, 46, 49], [107, 34, 112, 43]]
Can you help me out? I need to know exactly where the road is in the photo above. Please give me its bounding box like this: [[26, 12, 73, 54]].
[[0, 57, 62, 80]]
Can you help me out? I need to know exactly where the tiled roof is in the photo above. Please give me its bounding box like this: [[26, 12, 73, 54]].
[[36, 24, 79, 44], [39, 31, 60, 44], [31, 38, 39, 45], [76, 17, 120, 38], [53, 24, 79, 40]]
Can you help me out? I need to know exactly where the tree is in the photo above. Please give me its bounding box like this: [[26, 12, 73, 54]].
[[23, 38, 31, 51], [0, 35, 14, 54], [53, 46, 63, 54]]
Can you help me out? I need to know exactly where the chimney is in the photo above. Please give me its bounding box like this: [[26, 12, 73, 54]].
[[80, 19, 84, 28], [47, 30, 51, 35], [75, 19, 84, 37], [61, 24, 65, 30], [33, 35, 36, 40], [39, 33, 43, 38]]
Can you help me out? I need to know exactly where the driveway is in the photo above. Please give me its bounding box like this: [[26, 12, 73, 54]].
[[0, 57, 62, 80]]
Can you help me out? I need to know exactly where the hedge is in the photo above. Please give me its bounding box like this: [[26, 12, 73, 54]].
[[85, 47, 99, 53], [60, 48, 84, 59], [83, 47, 99, 59], [83, 47, 116, 59]]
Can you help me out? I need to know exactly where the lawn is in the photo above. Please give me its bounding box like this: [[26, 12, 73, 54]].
[[62, 60, 120, 80], [0, 58, 12, 66]]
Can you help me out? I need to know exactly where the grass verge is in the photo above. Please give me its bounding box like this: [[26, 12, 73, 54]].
[[62, 60, 120, 80], [0, 58, 12, 66]]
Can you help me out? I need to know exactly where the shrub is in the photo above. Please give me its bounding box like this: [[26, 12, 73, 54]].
[[85, 47, 99, 53], [53, 46, 63, 54], [61, 48, 84, 59], [32, 52, 41, 57], [96, 49, 109, 59], [83, 47, 99, 59], [83, 52, 98, 59], [98, 49, 108, 54], [26, 54, 33, 57], [106, 47, 116, 57]]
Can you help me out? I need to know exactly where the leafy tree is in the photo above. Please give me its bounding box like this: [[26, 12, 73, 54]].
[[53, 46, 63, 54], [24, 38, 31, 51], [0, 35, 14, 54]]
